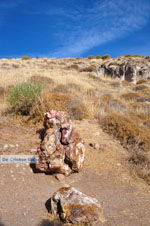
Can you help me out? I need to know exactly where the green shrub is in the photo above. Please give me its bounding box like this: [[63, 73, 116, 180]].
[[7, 82, 43, 115], [101, 54, 111, 60], [22, 56, 31, 60], [96, 56, 102, 59]]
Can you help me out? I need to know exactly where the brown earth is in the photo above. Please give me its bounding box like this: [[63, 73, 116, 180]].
[[0, 116, 150, 226]]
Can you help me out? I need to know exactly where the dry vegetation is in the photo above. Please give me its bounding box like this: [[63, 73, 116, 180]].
[[0, 56, 150, 184]]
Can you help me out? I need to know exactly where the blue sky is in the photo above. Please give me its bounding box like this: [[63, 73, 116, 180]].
[[0, 0, 150, 58]]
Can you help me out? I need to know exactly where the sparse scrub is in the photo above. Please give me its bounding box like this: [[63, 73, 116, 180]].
[[133, 85, 148, 91], [69, 64, 80, 70], [80, 65, 96, 72], [53, 84, 69, 93], [99, 113, 150, 152], [22, 56, 31, 60], [110, 82, 121, 88], [31, 91, 90, 122], [136, 79, 148, 84], [7, 82, 43, 115], [121, 92, 140, 101], [0, 87, 6, 97], [30, 75, 54, 86], [121, 80, 133, 87], [88, 56, 95, 59], [101, 54, 111, 60], [129, 152, 150, 184], [96, 96, 126, 119], [96, 56, 102, 59]]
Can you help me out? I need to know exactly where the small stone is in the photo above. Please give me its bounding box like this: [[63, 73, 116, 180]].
[[88, 120, 98, 124], [9, 144, 15, 148], [55, 174, 65, 181], [94, 143, 100, 150], [89, 143, 94, 147], [94, 132, 100, 136], [16, 144, 19, 148], [4, 144, 8, 149], [30, 149, 36, 153], [16, 163, 20, 168]]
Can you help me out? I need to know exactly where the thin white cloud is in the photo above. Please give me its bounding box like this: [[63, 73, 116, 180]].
[[49, 0, 150, 57], [0, 0, 24, 9]]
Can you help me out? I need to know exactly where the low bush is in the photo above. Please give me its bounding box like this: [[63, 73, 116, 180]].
[[129, 152, 150, 184], [0, 87, 6, 97], [22, 56, 31, 60], [69, 64, 79, 70], [121, 92, 140, 101], [7, 82, 43, 115], [99, 113, 150, 152], [30, 75, 54, 86], [99, 96, 126, 113], [53, 84, 69, 93], [80, 65, 96, 72], [96, 56, 102, 59], [101, 54, 111, 60], [88, 56, 95, 59], [136, 79, 148, 84], [133, 85, 148, 91], [31, 91, 90, 123]]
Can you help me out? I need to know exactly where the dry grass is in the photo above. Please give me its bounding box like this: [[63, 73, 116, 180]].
[[129, 152, 150, 185], [99, 113, 150, 152], [121, 92, 140, 101], [0, 57, 150, 183], [30, 91, 91, 123]]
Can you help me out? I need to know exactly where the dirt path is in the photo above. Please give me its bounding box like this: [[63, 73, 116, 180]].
[[0, 117, 150, 226]]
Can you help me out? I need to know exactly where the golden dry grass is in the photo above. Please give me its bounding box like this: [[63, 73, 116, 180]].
[[0, 57, 150, 183]]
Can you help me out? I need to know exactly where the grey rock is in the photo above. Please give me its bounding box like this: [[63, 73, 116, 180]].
[[50, 186, 105, 224], [97, 59, 150, 82]]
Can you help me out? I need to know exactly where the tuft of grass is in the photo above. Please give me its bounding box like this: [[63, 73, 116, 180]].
[[0, 87, 6, 97], [80, 65, 96, 72], [53, 84, 69, 93], [30, 75, 54, 86], [101, 54, 111, 60], [136, 79, 148, 85], [133, 85, 148, 91], [7, 82, 43, 115], [129, 152, 150, 184], [121, 92, 140, 101], [99, 113, 150, 152]]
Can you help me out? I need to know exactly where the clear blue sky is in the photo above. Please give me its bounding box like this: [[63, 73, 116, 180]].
[[0, 0, 150, 58]]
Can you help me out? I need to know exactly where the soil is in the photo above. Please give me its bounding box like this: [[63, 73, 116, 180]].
[[0, 116, 150, 226]]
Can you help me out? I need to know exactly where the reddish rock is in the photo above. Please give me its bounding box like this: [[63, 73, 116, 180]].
[[36, 110, 85, 176], [55, 174, 65, 181]]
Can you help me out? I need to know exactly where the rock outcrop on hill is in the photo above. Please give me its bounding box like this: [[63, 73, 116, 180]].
[[97, 57, 150, 82], [50, 186, 105, 224], [36, 110, 85, 175]]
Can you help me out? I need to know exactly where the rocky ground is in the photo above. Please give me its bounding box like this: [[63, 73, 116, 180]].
[[0, 116, 150, 226]]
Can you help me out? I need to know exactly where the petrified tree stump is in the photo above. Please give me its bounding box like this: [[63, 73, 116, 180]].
[[36, 110, 85, 176]]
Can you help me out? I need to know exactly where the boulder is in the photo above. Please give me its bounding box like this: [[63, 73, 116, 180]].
[[36, 110, 85, 176], [50, 186, 105, 224], [98, 59, 150, 82]]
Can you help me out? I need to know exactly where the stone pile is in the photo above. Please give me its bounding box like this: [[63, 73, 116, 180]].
[[36, 110, 85, 176]]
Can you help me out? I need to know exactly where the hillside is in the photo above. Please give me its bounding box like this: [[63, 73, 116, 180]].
[[0, 56, 150, 226]]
